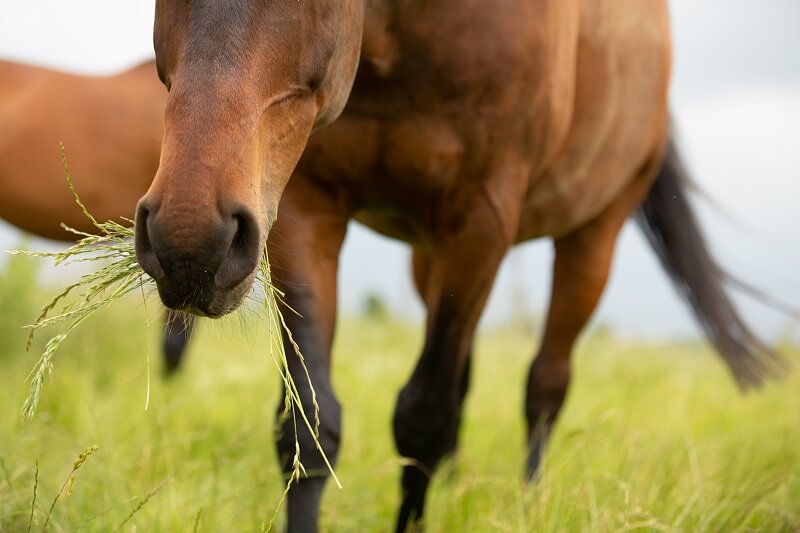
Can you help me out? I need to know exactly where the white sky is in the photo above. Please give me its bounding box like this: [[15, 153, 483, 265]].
[[0, 0, 798, 339]]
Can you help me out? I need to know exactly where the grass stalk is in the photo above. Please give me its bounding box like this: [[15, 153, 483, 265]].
[[114, 476, 171, 532], [27, 460, 38, 533], [42, 445, 98, 530], [192, 508, 203, 533]]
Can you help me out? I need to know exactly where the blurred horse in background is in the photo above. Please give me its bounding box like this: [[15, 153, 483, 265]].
[[0, 59, 192, 373]]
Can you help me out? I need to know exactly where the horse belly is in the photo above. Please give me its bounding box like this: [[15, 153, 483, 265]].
[[519, 0, 671, 240]]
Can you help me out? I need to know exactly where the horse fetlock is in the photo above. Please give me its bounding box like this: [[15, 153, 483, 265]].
[[393, 385, 460, 467]]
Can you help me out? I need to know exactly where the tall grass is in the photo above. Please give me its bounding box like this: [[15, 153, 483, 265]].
[[0, 248, 797, 530]]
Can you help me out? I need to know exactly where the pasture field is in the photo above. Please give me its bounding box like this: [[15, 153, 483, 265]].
[[0, 252, 798, 532]]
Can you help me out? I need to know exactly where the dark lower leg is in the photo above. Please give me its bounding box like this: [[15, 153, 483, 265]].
[[393, 334, 476, 531], [525, 345, 571, 478], [524, 232, 615, 479], [272, 286, 342, 533], [275, 368, 341, 533], [394, 247, 506, 532], [450, 354, 471, 457], [409, 250, 473, 462], [267, 175, 350, 533], [162, 310, 194, 375], [523, 166, 656, 479], [393, 173, 522, 530], [394, 365, 463, 533], [396, 464, 432, 532]]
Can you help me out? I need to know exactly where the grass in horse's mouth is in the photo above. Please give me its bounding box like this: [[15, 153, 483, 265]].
[[7, 144, 339, 517]]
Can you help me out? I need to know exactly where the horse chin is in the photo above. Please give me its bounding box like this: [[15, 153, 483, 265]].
[[154, 270, 257, 319]]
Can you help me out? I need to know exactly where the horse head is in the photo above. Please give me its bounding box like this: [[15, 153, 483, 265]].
[[135, 0, 364, 316]]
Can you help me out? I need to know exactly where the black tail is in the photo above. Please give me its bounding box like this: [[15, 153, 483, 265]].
[[636, 137, 785, 389]]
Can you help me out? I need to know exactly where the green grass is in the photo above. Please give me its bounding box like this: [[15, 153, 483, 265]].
[[0, 252, 798, 532]]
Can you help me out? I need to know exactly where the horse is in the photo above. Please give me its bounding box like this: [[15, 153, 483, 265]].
[[134, 1, 783, 530], [0, 58, 193, 373]]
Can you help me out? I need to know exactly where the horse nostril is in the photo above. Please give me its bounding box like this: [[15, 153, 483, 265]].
[[215, 206, 262, 290], [134, 200, 166, 280], [231, 212, 255, 254]]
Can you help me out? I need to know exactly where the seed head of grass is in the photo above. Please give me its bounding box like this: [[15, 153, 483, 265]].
[[9, 144, 148, 423], [9, 143, 339, 513], [43, 444, 99, 530]]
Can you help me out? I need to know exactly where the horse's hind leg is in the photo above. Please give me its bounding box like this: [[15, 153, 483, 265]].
[[394, 204, 513, 532], [524, 220, 619, 478], [268, 175, 350, 533], [525, 157, 662, 480]]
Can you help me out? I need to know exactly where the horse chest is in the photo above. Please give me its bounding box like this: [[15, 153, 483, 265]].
[[299, 111, 470, 243], [303, 112, 465, 199]]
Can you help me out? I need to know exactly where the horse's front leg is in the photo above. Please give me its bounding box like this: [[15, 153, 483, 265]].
[[394, 187, 519, 532], [268, 175, 350, 533], [411, 250, 473, 459]]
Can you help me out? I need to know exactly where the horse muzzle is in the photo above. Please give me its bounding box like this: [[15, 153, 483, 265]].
[[134, 198, 262, 317]]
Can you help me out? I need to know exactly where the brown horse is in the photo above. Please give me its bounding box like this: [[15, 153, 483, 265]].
[[135, 1, 782, 530], [0, 59, 192, 373]]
